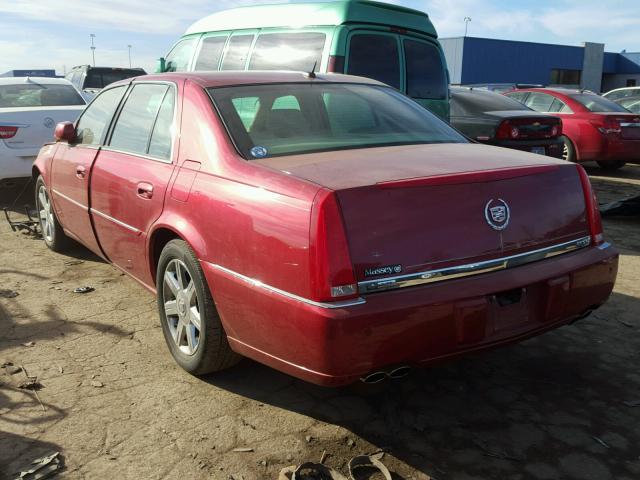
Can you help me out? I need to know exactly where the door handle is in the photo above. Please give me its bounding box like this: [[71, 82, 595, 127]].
[[136, 182, 154, 199], [75, 165, 86, 178]]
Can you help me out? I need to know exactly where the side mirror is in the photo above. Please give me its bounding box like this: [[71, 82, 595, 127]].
[[54, 122, 76, 143], [155, 57, 166, 73]]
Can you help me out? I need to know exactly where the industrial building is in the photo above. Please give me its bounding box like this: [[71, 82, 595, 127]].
[[440, 37, 640, 93]]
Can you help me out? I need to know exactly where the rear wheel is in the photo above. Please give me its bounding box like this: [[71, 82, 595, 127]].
[[157, 239, 241, 375], [561, 136, 576, 162], [35, 176, 71, 252], [597, 160, 626, 171]]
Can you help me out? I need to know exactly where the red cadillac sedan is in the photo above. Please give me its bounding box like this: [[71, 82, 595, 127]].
[[33, 72, 618, 386], [504, 88, 640, 170]]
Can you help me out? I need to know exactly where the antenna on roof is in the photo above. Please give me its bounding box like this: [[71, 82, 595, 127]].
[[306, 61, 317, 79]]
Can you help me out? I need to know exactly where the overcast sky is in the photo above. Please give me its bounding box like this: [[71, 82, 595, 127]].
[[1, 0, 638, 75]]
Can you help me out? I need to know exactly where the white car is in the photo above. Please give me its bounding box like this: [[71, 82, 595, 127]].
[[602, 86, 640, 102], [0, 77, 86, 183]]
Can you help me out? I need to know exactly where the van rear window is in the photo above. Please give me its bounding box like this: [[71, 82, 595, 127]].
[[347, 34, 400, 90], [404, 39, 447, 100], [249, 33, 325, 72]]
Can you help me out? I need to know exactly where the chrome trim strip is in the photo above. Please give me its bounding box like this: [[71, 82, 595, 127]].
[[90, 208, 141, 234], [620, 123, 640, 128], [210, 263, 366, 309], [51, 188, 88, 210], [358, 236, 592, 294]]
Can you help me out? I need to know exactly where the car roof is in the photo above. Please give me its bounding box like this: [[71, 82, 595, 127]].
[[123, 71, 387, 89], [0, 77, 74, 86], [184, 0, 436, 37]]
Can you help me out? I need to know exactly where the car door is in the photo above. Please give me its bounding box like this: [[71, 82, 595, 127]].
[[50, 85, 127, 254], [89, 82, 178, 286]]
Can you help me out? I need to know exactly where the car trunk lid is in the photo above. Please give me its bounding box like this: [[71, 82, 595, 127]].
[[258, 143, 589, 285], [0, 106, 84, 154]]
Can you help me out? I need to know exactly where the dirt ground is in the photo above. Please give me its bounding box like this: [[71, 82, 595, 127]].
[[1, 164, 639, 480]]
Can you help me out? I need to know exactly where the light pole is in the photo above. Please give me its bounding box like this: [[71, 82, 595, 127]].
[[127, 45, 132, 68], [464, 17, 472, 37], [90, 34, 96, 67]]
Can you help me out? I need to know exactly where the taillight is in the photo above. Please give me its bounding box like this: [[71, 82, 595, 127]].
[[576, 165, 604, 245], [309, 189, 358, 302], [496, 120, 519, 140], [593, 117, 621, 135], [0, 126, 18, 139]]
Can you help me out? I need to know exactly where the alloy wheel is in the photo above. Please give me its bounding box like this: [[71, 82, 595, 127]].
[[562, 143, 569, 161], [37, 185, 54, 243], [162, 259, 201, 356]]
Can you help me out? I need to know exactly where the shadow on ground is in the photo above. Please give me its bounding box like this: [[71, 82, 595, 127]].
[[203, 291, 640, 479], [0, 430, 65, 480]]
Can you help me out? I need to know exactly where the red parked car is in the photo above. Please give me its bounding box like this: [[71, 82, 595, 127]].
[[33, 72, 618, 386], [504, 88, 640, 170]]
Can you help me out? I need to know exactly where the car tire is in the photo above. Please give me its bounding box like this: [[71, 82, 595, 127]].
[[597, 160, 626, 171], [156, 239, 241, 375], [561, 136, 576, 162], [35, 175, 72, 252]]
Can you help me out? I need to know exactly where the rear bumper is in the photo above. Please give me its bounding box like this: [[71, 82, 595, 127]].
[[600, 137, 640, 162], [486, 138, 563, 159], [0, 148, 36, 181], [204, 243, 618, 386]]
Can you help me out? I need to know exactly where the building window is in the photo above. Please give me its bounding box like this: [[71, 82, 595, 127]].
[[550, 69, 581, 85], [627, 79, 637, 87]]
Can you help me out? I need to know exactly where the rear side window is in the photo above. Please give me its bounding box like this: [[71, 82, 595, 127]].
[[347, 34, 400, 90], [232, 97, 261, 130], [548, 98, 573, 113], [505, 91, 529, 103], [221, 35, 254, 70], [194, 36, 228, 71], [148, 88, 176, 160], [524, 92, 555, 112], [165, 37, 197, 72], [75, 86, 126, 145], [0, 84, 85, 108], [404, 39, 446, 99], [249, 33, 325, 71], [109, 84, 171, 156]]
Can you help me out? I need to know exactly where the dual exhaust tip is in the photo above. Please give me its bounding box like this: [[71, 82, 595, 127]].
[[360, 365, 411, 384]]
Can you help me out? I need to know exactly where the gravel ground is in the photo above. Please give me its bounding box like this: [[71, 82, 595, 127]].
[[1, 164, 639, 480]]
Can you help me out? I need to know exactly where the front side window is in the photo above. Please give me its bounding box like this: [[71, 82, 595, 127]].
[[208, 83, 466, 159], [194, 36, 228, 71], [249, 33, 325, 71], [0, 83, 85, 108], [109, 84, 172, 156], [75, 86, 126, 145], [221, 35, 254, 71], [347, 34, 400, 90], [505, 91, 529, 104], [569, 93, 630, 113], [165, 37, 197, 72], [404, 39, 447, 100]]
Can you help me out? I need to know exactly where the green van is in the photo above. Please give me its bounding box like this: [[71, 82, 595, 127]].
[[157, 0, 450, 119]]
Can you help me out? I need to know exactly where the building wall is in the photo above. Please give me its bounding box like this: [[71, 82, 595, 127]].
[[439, 38, 464, 84], [602, 74, 640, 92], [459, 37, 584, 86]]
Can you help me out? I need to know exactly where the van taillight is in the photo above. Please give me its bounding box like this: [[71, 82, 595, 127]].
[[309, 189, 358, 302], [0, 126, 18, 139], [576, 165, 604, 245]]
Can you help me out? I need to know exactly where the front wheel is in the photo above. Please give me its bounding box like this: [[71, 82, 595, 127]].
[[35, 176, 71, 252], [597, 160, 626, 171], [156, 239, 241, 375]]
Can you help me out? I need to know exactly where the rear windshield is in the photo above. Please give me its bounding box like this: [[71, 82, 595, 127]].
[[208, 82, 466, 159], [568, 93, 630, 113], [84, 69, 143, 89], [451, 89, 531, 115], [0, 83, 85, 107]]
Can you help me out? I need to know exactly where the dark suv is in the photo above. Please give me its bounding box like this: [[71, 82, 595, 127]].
[[66, 65, 145, 100]]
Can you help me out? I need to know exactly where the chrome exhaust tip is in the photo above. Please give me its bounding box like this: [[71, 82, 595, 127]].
[[388, 365, 411, 379], [360, 371, 388, 384]]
